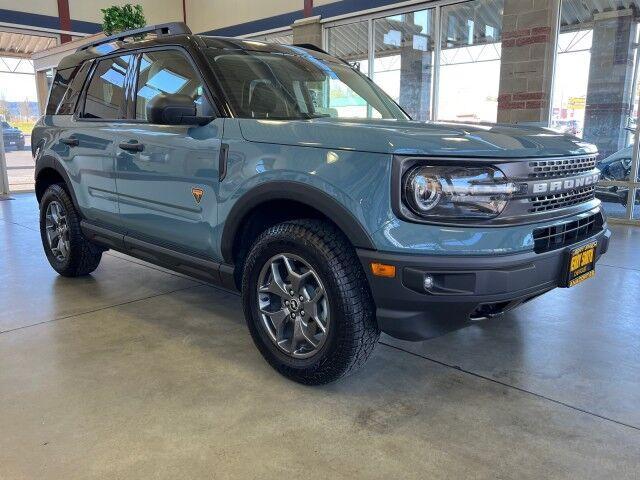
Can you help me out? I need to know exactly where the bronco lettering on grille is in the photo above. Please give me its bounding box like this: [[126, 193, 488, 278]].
[[531, 173, 600, 194]]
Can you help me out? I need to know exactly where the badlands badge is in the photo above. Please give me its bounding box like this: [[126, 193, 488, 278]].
[[192, 187, 204, 204]]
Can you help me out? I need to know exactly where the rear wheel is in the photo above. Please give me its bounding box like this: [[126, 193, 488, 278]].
[[242, 219, 380, 385], [39, 184, 103, 277]]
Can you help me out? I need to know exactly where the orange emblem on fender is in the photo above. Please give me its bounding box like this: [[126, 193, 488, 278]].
[[192, 187, 204, 204]]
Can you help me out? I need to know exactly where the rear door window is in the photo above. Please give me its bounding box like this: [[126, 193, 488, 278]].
[[82, 55, 133, 119], [46, 68, 72, 115]]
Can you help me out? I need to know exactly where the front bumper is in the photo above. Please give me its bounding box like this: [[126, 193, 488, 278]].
[[357, 226, 611, 341]]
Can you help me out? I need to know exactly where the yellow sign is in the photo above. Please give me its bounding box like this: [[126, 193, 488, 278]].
[[567, 97, 586, 110]]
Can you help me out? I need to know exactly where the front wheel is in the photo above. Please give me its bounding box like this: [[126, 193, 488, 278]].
[[242, 219, 380, 385], [39, 184, 103, 277]]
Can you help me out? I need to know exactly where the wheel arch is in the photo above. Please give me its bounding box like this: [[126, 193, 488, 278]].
[[35, 156, 79, 212], [221, 181, 376, 266]]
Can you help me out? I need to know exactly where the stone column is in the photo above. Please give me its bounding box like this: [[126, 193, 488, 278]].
[[398, 14, 433, 121], [497, 0, 557, 124], [583, 9, 636, 159], [292, 15, 322, 48]]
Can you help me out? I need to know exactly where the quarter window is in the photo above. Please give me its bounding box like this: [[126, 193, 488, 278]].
[[82, 55, 133, 119], [135, 50, 211, 121]]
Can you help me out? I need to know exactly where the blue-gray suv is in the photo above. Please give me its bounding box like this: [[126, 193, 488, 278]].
[[32, 23, 610, 384]]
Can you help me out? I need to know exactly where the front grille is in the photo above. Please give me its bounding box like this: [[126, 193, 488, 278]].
[[528, 185, 596, 213], [528, 156, 597, 179], [533, 211, 603, 253]]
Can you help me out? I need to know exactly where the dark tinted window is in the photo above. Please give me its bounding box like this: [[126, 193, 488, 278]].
[[82, 55, 133, 119], [56, 62, 91, 115], [46, 68, 73, 115], [135, 50, 211, 121]]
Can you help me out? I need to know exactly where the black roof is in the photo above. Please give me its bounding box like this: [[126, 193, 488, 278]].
[[57, 21, 330, 71]]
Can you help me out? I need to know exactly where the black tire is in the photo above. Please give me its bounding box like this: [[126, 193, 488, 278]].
[[242, 219, 380, 385], [39, 183, 103, 277]]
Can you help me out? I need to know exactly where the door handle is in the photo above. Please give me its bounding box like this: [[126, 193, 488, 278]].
[[119, 141, 144, 152], [60, 137, 79, 147]]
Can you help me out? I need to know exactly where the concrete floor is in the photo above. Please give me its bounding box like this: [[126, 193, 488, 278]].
[[1, 192, 639, 479]]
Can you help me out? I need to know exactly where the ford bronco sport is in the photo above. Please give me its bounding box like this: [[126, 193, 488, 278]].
[[32, 23, 610, 384]]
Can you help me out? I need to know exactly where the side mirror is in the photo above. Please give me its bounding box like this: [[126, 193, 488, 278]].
[[146, 94, 212, 125]]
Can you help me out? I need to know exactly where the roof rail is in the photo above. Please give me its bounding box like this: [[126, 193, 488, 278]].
[[77, 22, 192, 52]]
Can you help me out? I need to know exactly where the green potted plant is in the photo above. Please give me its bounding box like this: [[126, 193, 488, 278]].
[[101, 4, 146, 36]]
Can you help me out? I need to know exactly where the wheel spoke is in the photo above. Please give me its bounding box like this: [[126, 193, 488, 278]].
[[302, 285, 324, 317], [58, 238, 69, 258], [259, 261, 289, 298], [282, 256, 313, 292], [49, 203, 60, 224], [260, 308, 288, 339], [291, 318, 318, 353]]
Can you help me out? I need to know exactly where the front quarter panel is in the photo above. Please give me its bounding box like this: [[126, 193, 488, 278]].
[[217, 120, 394, 260]]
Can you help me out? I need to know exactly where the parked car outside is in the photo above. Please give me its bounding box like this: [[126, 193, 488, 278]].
[[32, 23, 611, 384], [2, 121, 26, 150]]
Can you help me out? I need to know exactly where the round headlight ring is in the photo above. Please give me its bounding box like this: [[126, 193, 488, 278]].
[[406, 169, 442, 213]]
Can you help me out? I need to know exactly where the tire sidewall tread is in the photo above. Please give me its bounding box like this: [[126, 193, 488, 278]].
[[39, 184, 102, 277], [242, 219, 379, 385]]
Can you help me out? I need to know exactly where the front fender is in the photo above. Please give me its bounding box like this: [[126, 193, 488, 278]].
[[220, 180, 377, 262]]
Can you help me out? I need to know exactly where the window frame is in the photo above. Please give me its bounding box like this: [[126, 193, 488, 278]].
[[75, 54, 136, 122], [75, 45, 220, 124], [129, 46, 216, 124]]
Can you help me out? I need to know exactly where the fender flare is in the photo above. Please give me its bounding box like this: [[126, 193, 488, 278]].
[[220, 181, 376, 263], [35, 155, 80, 212]]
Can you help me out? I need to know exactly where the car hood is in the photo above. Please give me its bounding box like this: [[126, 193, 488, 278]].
[[238, 118, 597, 158]]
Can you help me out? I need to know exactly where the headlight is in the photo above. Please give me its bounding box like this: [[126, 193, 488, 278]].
[[403, 165, 516, 220]]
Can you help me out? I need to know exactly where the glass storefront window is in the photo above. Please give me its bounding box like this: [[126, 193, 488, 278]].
[[437, 0, 503, 123], [326, 21, 371, 117], [326, 20, 369, 75], [373, 9, 435, 121], [553, 0, 640, 219]]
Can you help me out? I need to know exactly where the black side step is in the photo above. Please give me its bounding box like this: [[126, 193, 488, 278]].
[[81, 220, 237, 290]]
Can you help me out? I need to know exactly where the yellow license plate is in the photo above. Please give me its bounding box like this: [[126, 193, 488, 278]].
[[565, 241, 597, 287]]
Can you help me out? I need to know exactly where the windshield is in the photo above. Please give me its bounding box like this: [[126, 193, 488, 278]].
[[206, 48, 408, 121]]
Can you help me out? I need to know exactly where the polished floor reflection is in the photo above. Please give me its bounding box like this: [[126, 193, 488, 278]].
[[1, 193, 639, 479]]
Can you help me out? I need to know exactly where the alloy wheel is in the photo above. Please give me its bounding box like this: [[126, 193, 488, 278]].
[[45, 200, 70, 262], [257, 253, 330, 358]]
